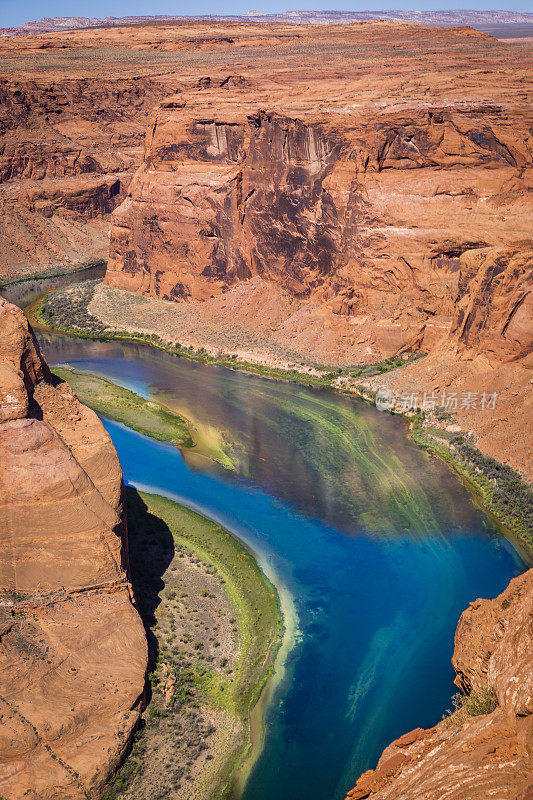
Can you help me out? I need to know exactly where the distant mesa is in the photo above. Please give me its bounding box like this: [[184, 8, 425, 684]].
[[2, 9, 533, 36]]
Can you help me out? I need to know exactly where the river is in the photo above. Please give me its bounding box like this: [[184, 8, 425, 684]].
[[30, 326, 527, 800]]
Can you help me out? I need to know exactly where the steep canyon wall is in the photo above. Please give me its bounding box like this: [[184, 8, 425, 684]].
[[96, 23, 532, 476], [0, 297, 147, 799], [345, 568, 533, 800], [0, 75, 169, 278], [105, 67, 533, 368]]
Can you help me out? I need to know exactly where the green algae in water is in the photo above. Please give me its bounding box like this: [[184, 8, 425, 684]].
[[52, 366, 193, 447], [254, 385, 439, 536], [39, 333, 527, 800]]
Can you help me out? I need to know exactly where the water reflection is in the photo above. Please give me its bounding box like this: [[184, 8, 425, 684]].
[[40, 332, 483, 538], [37, 330, 526, 800]]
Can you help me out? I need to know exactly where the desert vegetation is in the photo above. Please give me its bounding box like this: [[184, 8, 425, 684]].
[[443, 686, 497, 726], [35, 282, 423, 388], [102, 489, 282, 800], [36, 279, 108, 333], [344, 354, 424, 379], [34, 282, 532, 551], [52, 367, 194, 447], [410, 412, 533, 551], [0, 259, 106, 289]]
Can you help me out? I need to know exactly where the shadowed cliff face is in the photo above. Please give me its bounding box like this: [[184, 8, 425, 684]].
[[0, 76, 170, 279], [108, 110, 342, 302], [0, 298, 147, 800], [105, 88, 533, 363], [0, 77, 167, 181]]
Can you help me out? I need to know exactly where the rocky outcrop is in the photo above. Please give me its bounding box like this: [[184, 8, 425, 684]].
[[356, 244, 533, 478], [105, 48, 533, 363], [0, 297, 147, 799], [0, 76, 169, 280], [346, 568, 533, 800], [104, 57, 533, 477], [0, 77, 166, 180], [107, 109, 343, 300], [450, 247, 533, 363], [0, 175, 126, 275]]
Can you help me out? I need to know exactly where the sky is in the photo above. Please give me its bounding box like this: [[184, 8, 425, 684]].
[[1, 0, 531, 28]]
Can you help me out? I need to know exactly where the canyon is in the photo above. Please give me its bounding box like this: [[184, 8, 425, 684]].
[[0, 297, 147, 798], [0, 74, 168, 276], [1, 20, 529, 477], [99, 24, 533, 478], [0, 17, 532, 800]]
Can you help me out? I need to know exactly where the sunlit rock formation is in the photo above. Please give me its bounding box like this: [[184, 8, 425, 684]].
[[0, 76, 168, 277], [106, 60, 533, 365], [104, 37, 532, 475], [0, 297, 147, 799]]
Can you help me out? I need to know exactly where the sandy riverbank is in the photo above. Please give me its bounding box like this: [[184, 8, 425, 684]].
[[103, 487, 285, 800], [30, 281, 533, 552], [129, 481, 301, 796]]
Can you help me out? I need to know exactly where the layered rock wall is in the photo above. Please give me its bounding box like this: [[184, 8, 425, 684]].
[[0, 298, 147, 799], [106, 80, 533, 363], [0, 77, 164, 181], [100, 26, 532, 477], [0, 76, 169, 279]]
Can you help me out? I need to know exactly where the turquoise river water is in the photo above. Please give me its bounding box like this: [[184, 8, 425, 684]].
[[38, 332, 527, 800]]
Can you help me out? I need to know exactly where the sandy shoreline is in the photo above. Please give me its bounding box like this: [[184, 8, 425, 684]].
[[129, 480, 300, 797], [231, 574, 299, 797]]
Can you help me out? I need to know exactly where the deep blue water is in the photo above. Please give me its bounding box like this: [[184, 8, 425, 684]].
[[39, 334, 526, 800]]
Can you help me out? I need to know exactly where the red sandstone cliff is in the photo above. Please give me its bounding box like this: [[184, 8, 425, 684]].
[[101, 34, 532, 475], [0, 76, 169, 279], [105, 51, 532, 365], [354, 244, 533, 478], [345, 568, 533, 800], [1, 23, 531, 799], [0, 297, 147, 799]]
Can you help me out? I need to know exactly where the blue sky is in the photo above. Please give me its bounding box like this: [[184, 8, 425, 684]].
[[1, 1, 531, 28]]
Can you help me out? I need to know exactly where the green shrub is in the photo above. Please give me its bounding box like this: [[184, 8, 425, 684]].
[[444, 686, 496, 725], [411, 418, 533, 548]]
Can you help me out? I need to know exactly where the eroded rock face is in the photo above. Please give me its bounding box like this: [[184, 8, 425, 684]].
[[345, 569, 533, 800], [108, 110, 338, 300], [0, 297, 147, 799], [0, 77, 165, 181], [104, 69, 533, 480], [100, 23, 533, 481], [0, 76, 169, 279], [106, 67, 533, 363]]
